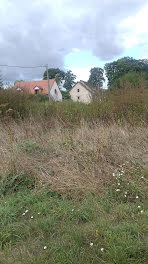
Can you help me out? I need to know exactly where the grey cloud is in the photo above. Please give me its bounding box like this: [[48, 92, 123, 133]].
[[0, 0, 147, 82]]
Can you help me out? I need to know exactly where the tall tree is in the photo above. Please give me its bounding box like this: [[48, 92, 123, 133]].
[[64, 70, 76, 91], [88, 67, 105, 89], [43, 68, 65, 80], [104, 57, 148, 88]]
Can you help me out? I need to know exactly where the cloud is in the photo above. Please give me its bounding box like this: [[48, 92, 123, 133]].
[[72, 66, 93, 82], [0, 0, 148, 81]]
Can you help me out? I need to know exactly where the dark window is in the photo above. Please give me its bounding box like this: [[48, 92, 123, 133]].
[[35, 90, 38, 94], [55, 89, 57, 94], [78, 96, 80, 100], [77, 89, 79, 92]]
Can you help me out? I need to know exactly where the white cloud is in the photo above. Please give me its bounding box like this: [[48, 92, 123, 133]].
[[72, 66, 93, 81], [121, 4, 148, 49], [0, 0, 148, 81]]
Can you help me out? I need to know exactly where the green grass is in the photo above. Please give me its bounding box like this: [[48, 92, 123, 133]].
[[0, 165, 147, 264]]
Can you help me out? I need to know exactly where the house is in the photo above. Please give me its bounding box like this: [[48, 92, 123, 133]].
[[14, 79, 62, 101], [69, 80, 94, 103]]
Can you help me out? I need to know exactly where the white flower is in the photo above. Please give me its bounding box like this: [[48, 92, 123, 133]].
[[31, 216, 34, 219], [118, 183, 120, 186], [90, 242, 93, 247], [101, 248, 104, 252], [138, 206, 141, 208], [112, 173, 115, 177], [43, 246, 47, 250], [22, 213, 25, 216], [124, 195, 127, 197], [141, 176, 144, 179], [25, 210, 28, 213], [116, 189, 120, 192], [140, 210, 144, 213], [136, 196, 139, 199], [127, 183, 129, 185], [125, 191, 127, 194], [38, 212, 41, 215], [72, 209, 74, 212]]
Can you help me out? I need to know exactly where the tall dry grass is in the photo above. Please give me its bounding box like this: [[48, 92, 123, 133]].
[[0, 119, 147, 193]]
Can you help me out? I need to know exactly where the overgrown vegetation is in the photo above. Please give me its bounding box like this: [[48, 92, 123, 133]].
[[0, 83, 148, 263], [0, 84, 148, 124]]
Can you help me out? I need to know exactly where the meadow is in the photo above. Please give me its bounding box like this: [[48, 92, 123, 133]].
[[0, 87, 148, 264]]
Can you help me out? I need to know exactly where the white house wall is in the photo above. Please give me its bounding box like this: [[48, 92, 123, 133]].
[[70, 83, 92, 103], [50, 82, 62, 101]]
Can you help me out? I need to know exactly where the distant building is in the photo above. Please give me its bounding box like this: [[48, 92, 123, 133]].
[[14, 79, 62, 101], [69, 80, 94, 103]]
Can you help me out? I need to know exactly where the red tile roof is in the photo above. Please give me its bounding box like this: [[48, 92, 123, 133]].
[[14, 79, 55, 94]]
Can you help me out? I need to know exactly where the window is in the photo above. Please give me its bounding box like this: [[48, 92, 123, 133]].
[[77, 89, 79, 92], [78, 96, 80, 100], [55, 89, 57, 94], [35, 90, 38, 94]]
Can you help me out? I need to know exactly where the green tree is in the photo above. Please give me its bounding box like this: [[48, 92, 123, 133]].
[[112, 71, 148, 90], [55, 74, 62, 85], [64, 70, 76, 91], [88, 67, 105, 89], [43, 68, 65, 80], [61, 90, 71, 100], [105, 57, 148, 88]]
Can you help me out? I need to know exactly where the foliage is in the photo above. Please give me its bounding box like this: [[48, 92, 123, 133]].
[[43, 68, 65, 80], [0, 87, 148, 124], [112, 71, 148, 90], [63, 70, 76, 91], [88, 67, 105, 89], [105, 57, 148, 87], [61, 90, 71, 100]]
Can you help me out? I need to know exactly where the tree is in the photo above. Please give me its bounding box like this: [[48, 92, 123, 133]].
[[104, 57, 148, 88], [43, 68, 65, 80], [88, 67, 105, 89], [61, 90, 71, 100], [112, 71, 148, 90], [63, 70, 76, 91]]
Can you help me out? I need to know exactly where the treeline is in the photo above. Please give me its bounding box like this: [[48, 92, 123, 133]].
[[42, 57, 148, 91]]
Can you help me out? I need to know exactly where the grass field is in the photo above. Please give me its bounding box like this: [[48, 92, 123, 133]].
[[0, 88, 148, 263]]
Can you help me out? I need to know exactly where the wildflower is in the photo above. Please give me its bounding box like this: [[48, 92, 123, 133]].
[[112, 173, 115, 177], [25, 210, 28, 213], [125, 191, 127, 194], [138, 206, 141, 208], [141, 176, 144, 179], [90, 242, 93, 247], [22, 213, 25, 216], [136, 196, 139, 199], [38, 212, 41, 215], [101, 248, 104, 252], [72, 209, 74, 212], [43, 246, 47, 250], [31, 216, 34, 219], [118, 183, 120, 186], [127, 182, 129, 185], [140, 210, 144, 214], [116, 189, 120, 192], [124, 195, 127, 197]]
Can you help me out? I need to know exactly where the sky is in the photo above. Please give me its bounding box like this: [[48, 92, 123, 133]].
[[0, 0, 148, 83]]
